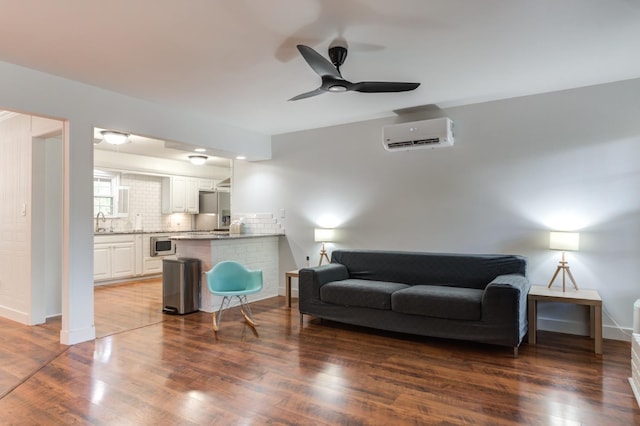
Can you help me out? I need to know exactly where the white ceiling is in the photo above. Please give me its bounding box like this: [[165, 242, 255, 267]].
[[1, 0, 640, 137]]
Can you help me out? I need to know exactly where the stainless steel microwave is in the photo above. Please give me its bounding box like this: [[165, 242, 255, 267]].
[[150, 236, 176, 256]]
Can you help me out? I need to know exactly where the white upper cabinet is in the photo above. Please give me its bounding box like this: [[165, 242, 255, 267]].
[[198, 178, 216, 191], [162, 175, 200, 214]]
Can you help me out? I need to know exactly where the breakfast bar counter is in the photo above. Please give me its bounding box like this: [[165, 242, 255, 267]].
[[171, 233, 282, 312], [170, 232, 283, 241]]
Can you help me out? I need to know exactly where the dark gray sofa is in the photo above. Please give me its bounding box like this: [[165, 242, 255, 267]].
[[299, 250, 530, 354]]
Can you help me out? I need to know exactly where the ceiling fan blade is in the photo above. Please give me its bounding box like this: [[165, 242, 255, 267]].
[[296, 45, 342, 79], [350, 81, 420, 93], [288, 87, 326, 101]]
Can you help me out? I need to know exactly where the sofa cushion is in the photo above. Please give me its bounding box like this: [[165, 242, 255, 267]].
[[320, 279, 410, 310], [392, 285, 483, 321]]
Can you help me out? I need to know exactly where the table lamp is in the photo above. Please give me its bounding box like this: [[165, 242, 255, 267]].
[[547, 231, 580, 291], [314, 228, 335, 266]]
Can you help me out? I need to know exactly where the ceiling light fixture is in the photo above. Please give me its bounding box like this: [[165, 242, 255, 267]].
[[194, 148, 206, 153], [189, 155, 208, 165], [236, 155, 246, 160], [100, 130, 130, 145]]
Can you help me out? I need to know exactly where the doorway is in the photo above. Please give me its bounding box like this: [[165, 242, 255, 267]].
[[0, 111, 64, 326]]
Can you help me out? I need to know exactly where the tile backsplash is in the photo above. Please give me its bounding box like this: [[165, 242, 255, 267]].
[[97, 173, 285, 235], [231, 213, 284, 235], [104, 174, 192, 232]]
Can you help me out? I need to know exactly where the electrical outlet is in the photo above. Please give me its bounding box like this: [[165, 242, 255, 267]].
[[279, 208, 286, 218]]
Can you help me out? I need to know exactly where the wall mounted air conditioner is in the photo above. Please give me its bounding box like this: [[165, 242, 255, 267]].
[[382, 117, 454, 152]]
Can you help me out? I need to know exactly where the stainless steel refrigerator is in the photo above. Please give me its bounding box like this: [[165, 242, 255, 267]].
[[197, 191, 231, 229]]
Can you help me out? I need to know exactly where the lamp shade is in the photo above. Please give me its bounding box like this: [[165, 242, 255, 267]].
[[549, 231, 580, 251], [314, 228, 335, 242]]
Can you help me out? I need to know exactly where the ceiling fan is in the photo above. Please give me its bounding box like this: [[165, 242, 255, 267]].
[[289, 39, 420, 101]]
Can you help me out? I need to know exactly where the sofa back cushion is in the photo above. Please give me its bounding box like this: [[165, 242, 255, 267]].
[[330, 250, 526, 290]]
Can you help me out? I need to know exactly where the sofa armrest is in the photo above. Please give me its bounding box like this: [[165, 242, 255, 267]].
[[299, 263, 349, 311], [481, 274, 531, 323]]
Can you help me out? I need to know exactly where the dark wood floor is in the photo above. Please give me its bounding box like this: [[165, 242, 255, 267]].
[[0, 280, 638, 424], [94, 278, 166, 338]]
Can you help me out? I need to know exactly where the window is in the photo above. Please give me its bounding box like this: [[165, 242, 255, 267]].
[[94, 171, 128, 217]]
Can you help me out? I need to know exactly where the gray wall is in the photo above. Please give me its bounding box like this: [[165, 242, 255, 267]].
[[234, 78, 640, 340]]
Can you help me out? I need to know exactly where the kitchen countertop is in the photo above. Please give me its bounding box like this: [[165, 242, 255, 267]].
[[170, 233, 284, 240], [94, 229, 226, 236]]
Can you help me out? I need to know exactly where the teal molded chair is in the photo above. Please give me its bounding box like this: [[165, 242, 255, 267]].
[[204, 261, 263, 331]]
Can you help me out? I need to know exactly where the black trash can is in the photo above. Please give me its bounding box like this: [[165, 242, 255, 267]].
[[162, 257, 201, 314]]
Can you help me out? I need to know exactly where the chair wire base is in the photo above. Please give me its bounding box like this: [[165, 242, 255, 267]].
[[212, 295, 259, 332]]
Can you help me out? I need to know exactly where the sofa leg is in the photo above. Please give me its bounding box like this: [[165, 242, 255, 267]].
[[513, 346, 518, 357]]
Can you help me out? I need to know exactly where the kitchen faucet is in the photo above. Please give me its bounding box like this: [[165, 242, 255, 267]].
[[95, 211, 106, 232]]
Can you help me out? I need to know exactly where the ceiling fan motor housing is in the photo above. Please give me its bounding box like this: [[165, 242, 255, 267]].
[[329, 46, 348, 70]]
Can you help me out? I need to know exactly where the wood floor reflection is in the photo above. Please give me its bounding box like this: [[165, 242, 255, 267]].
[[0, 281, 638, 424], [94, 278, 164, 338]]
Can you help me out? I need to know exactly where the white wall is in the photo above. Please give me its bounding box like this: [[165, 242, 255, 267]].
[[0, 60, 271, 344], [44, 137, 63, 318], [0, 115, 32, 323], [234, 78, 640, 341]]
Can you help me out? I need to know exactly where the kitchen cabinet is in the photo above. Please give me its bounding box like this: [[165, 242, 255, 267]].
[[186, 179, 198, 213], [93, 244, 112, 281], [143, 257, 164, 275], [198, 178, 217, 191], [134, 234, 143, 276], [162, 176, 199, 214], [94, 233, 180, 283], [142, 233, 169, 275], [94, 234, 136, 282]]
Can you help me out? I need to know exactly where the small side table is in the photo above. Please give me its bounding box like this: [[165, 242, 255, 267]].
[[528, 285, 602, 354], [285, 269, 300, 308]]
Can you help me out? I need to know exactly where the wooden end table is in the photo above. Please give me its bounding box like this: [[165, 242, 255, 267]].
[[285, 269, 300, 308], [528, 285, 602, 354]]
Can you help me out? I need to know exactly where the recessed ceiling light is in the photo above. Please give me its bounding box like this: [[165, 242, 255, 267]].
[[100, 130, 130, 145], [194, 148, 206, 152], [189, 155, 208, 165], [236, 155, 246, 160]]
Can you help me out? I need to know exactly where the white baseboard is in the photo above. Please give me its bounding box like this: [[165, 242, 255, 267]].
[[60, 325, 96, 345], [537, 317, 632, 342], [0, 305, 29, 325], [273, 292, 634, 342], [278, 286, 299, 299], [629, 378, 640, 408]]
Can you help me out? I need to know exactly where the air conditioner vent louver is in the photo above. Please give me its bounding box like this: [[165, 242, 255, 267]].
[[413, 138, 440, 145], [387, 138, 441, 149], [382, 118, 454, 152], [387, 141, 413, 148]]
